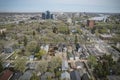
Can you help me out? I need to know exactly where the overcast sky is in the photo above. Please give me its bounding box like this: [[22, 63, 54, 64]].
[[0, 0, 120, 13]]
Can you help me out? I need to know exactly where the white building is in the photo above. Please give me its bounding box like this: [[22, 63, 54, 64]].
[[40, 44, 49, 53]]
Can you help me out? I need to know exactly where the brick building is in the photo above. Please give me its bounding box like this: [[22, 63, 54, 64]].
[[87, 20, 95, 28]]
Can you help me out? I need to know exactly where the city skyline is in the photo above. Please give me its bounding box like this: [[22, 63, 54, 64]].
[[0, 0, 120, 13]]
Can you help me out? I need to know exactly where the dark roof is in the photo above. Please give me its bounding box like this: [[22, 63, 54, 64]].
[[10, 72, 22, 80], [4, 47, 13, 53], [0, 70, 13, 80], [81, 73, 90, 80], [76, 44, 80, 49], [70, 70, 81, 80]]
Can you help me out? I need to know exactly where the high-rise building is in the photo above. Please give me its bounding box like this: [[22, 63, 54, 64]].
[[46, 11, 51, 19], [42, 13, 46, 19], [51, 14, 53, 19], [42, 11, 54, 19]]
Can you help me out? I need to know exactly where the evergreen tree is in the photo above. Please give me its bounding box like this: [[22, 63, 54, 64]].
[[74, 35, 78, 45], [33, 31, 36, 36], [0, 59, 3, 73], [23, 36, 27, 46]]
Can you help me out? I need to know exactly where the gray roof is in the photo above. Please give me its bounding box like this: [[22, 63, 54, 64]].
[[70, 70, 81, 80], [61, 71, 70, 80], [10, 72, 22, 80], [41, 72, 54, 80], [81, 73, 90, 80], [107, 75, 120, 80], [62, 60, 69, 71], [4, 47, 13, 53], [18, 70, 33, 80]]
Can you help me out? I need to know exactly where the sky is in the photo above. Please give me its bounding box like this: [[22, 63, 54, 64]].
[[0, 0, 120, 13]]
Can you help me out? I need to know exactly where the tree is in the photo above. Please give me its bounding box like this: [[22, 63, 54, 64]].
[[91, 27, 96, 34], [67, 26, 70, 34], [0, 40, 5, 52], [35, 49, 46, 59], [36, 60, 48, 74], [0, 58, 3, 73], [33, 31, 36, 36], [26, 41, 37, 53], [117, 57, 120, 62], [49, 56, 62, 72], [88, 55, 97, 69], [15, 49, 22, 55], [53, 27, 58, 33], [47, 76, 52, 80], [23, 36, 27, 46], [98, 28, 108, 34], [95, 29, 99, 37], [36, 27, 40, 33], [14, 57, 27, 73], [74, 35, 78, 45], [12, 42, 20, 49], [35, 44, 40, 53], [0, 31, 6, 39], [102, 54, 114, 66], [55, 70, 61, 79], [94, 61, 106, 78], [58, 26, 69, 34], [93, 54, 115, 78], [30, 73, 39, 80]]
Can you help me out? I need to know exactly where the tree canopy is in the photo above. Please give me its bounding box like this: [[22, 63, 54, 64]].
[[36, 60, 48, 74], [14, 57, 27, 72], [30, 73, 39, 80], [35, 49, 46, 59]]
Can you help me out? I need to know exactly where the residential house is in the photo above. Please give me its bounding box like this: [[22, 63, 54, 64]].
[[61, 71, 70, 80], [4, 47, 13, 54], [29, 55, 34, 61], [107, 75, 120, 80], [41, 72, 54, 80], [0, 70, 13, 80], [62, 60, 69, 71], [58, 43, 67, 52], [81, 73, 90, 80], [10, 72, 22, 80], [70, 70, 81, 80], [41, 44, 49, 53], [18, 70, 33, 80]]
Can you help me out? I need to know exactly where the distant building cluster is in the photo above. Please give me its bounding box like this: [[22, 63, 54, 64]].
[[42, 11, 54, 19]]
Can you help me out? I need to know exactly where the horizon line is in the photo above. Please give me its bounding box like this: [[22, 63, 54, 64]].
[[0, 11, 120, 14]]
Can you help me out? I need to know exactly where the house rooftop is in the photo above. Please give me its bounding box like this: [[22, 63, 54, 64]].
[[70, 70, 81, 80], [18, 70, 33, 80], [61, 71, 70, 80], [107, 75, 120, 80], [0, 69, 13, 80], [62, 60, 69, 71]]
